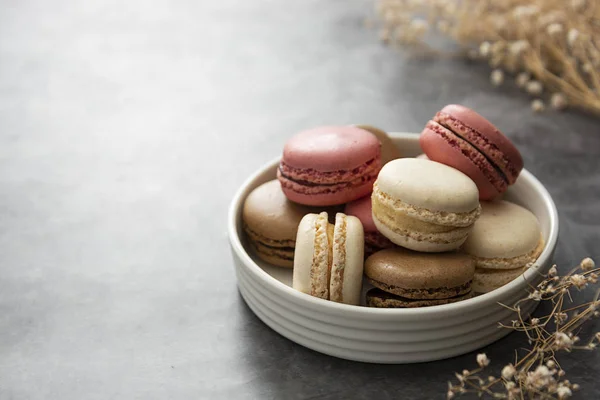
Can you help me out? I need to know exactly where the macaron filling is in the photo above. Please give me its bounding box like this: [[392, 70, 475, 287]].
[[425, 120, 508, 194], [435, 111, 521, 183], [372, 183, 480, 227], [367, 277, 472, 300], [310, 212, 331, 299], [366, 288, 472, 308], [329, 214, 347, 302], [278, 158, 381, 195], [371, 189, 478, 246]]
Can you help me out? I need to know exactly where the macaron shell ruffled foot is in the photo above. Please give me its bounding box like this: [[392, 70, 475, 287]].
[[371, 158, 481, 252], [292, 212, 364, 305], [462, 200, 544, 293], [278, 126, 382, 206], [420, 104, 523, 200]]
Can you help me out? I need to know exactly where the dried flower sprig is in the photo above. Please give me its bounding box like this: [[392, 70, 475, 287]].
[[447, 258, 599, 399], [375, 0, 600, 115]]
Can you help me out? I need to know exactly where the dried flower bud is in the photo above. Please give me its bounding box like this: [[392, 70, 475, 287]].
[[526, 365, 554, 389], [548, 265, 558, 277], [547, 360, 556, 368], [547, 23, 564, 36], [477, 353, 490, 368], [572, 383, 580, 391], [462, 369, 470, 376], [479, 41, 491, 57], [559, 370, 566, 377], [502, 364, 516, 380], [509, 40, 530, 56], [596, 332, 600, 341], [513, 5, 539, 19], [531, 99, 545, 113], [488, 376, 495, 382], [557, 385, 573, 399], [447, 389, 454, 399], [410, 18, 428, 36], [570, 274, 587, 289], [526, 81, 544, 95], [570, 0, 587, 12], [589, 343, 597, 349], [531, 317, 540, 325], [594, 311, 600, 317], [554, 332, 573, 350], [529, 289, 543, 300], [568, 29, 580, 47], [505, 381, 516, 390], [580, 257, 595, 271], [555, 312, 568, 324], [539, 12, 564, 26], [551, 93, 568, 111], [491, 69, 504, 86]]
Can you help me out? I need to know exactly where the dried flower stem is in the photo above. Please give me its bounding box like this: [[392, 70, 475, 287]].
[[376, 0, 600, 115], [447, 259, 599, 399]]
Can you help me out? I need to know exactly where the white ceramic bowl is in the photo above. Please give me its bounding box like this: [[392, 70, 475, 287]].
[[228, 133, 559, 363]]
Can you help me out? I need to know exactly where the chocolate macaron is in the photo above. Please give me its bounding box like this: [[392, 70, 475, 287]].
[[243, 180, 318, 267], [365, 248, 475, 308]]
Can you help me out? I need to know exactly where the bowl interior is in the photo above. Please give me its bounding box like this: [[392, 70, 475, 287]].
[[231, 133, 558, 308]]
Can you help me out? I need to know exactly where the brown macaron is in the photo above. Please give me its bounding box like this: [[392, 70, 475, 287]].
[[243, 180, 320, 267], [364, 248, 475, 307]]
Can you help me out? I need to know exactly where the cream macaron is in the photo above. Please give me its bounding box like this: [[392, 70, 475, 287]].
[[371, 158, 481, 252], [292, 212, 365, 305], [462, 200, 544, 293]]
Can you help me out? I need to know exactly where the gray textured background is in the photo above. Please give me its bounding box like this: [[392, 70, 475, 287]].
[[1, 1, 599, 399]]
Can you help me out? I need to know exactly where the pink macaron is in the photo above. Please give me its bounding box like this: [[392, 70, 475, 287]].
[[419, 105, 523, 200], [278, 126, 382, 206], [344, 195, 393, 256]]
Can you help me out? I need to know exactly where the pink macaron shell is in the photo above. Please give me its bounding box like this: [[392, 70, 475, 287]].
[[436, 105, 523, 183], [420, 122, 505, 200], [344, 195, 378, 232], [278, 171, 375, 206], [282, 126, 381, 172]]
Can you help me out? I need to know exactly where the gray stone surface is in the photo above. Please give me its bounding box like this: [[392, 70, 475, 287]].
[[1, 0, 599, 399]]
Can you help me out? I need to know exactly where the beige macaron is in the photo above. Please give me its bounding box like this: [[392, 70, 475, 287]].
[[462, 201, 544, 270], [243, 180, 319, 267], [355, 125, 402, 165], [364, 248, 475, 307], [462, 200, 543, 293], [292, 212, 365, 305], [372, 158, 481, 252], [473, 267, 527, 294]]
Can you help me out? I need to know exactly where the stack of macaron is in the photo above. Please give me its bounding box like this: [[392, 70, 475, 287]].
[[242, 105, 544, 308]]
